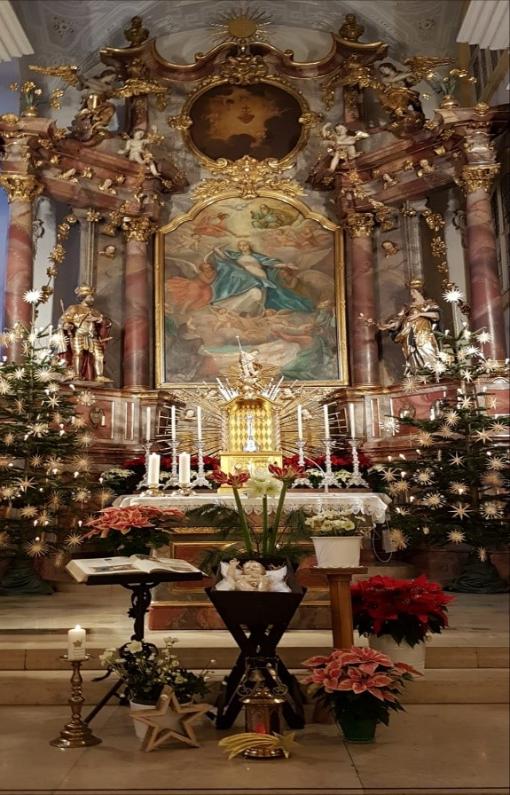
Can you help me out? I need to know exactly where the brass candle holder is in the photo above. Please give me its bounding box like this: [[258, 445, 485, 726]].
[[50, 656, 102, 748]]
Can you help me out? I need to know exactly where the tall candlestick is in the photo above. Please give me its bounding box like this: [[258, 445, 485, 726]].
[[297, 405, 303, 440], [196, 406, 202, 442], [171, 405, 176, 442], [323, 404, 330, 440], [179, 452, 191, 486], [147, 453, 160, 487], [348, 403, 356, 439], [145, 407, 151, 442], [68, 625, 86, 661]]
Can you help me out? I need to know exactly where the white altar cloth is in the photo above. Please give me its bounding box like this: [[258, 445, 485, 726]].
[[115, 491, 389, 524]]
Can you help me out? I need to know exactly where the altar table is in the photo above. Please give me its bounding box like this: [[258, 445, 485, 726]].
[[115, 491, 389, 524]]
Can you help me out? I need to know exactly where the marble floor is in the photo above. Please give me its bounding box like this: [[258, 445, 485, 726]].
[[0, 704, 507, 795]]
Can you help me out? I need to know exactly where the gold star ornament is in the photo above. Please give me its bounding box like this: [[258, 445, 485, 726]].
[[132, 686, 209, 752]]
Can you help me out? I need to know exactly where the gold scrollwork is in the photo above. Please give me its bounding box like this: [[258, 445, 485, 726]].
[[343, 212, 375, 238], [122, 215, 159, 242], [167, 114, 193, 131], [216, 53, 269, 85], [460, 164, 500, 194], [0, 174, 42, 203], [192, 155, 303, 201]]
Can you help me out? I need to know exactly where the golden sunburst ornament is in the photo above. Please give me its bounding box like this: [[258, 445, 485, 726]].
[[210, 7, 272, 44]]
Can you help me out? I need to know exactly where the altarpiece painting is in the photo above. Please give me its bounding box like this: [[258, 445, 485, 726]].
[[156, 196, 347, 387]]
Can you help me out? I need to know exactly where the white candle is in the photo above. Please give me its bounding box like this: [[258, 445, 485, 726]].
[[196, 406, 202, 442], [171, 405, 176, 442], [179, 452, 191, 486], [68, 625, 86, 661], [147, 453, 160, 487], [323, 404, 330, 440], [348, 403, 356, 439], [297, 405, 303, 440], [145, 407, 151, 442]]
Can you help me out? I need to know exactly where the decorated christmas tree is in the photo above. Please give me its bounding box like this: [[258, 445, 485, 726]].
[[0, 295, 105, 594], [382, 317, 509, 591]]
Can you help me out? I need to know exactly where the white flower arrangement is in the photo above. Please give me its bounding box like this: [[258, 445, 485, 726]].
[[305, 509, 370, 537]]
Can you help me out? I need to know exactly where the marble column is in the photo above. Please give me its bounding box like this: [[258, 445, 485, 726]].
[[0, 174, 42, 356], [345, 212, 380, 386], [462, 163, 506, 360], [121, 215, 157, 389]]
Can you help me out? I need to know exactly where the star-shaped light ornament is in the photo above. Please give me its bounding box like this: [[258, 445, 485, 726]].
[[449, 482, 467, 495], [416, 431, 434, 447], [402, 376, 418, 393], [477, 331, 492, 344], [449, 452, 464, 467], [438, 424, 456, 438], [473, 429, 492, 443], [449, 502, 472, 520], [444, 410, 460, 427], [422, 492, 444, 508], [448, 529, 465, 544], [23, 288, 42, 304], [459, 397, 473, 410], [132, 686, 209, 752], [415, 469, 434, 485], [381, 467, 397, 483], [481, 502, 504, 519], [489, 422, 508, 435], [389, 528, 408, 550], [487, 456, 507, 471], [443, 286, 464, 304]]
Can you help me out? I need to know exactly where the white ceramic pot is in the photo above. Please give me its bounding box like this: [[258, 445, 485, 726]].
[[312, 535, 362, 568], [368, 634, 426, 674], [129, 699, 157, 741]]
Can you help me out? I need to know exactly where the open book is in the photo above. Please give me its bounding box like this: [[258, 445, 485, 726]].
[[66, 555, 203, 583]]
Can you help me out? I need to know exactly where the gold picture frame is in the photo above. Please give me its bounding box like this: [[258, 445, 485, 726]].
[[155, 189, 349, 391]]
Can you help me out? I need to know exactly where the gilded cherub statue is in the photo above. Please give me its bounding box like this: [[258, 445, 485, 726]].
[[320, 122, 369, 171], [56, 285, 111, 382]]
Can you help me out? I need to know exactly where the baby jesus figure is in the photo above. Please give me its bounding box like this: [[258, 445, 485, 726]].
[[215, 559, 290, 592]]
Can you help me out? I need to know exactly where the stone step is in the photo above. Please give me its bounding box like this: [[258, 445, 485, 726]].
[[0, 667, 507, 706], [0, 643, 507, 671]]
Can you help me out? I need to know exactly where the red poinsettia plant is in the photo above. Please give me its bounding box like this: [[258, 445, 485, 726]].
[[83, 505, 184, 556], [351, 575, 454, 647], [303, 646, 420, 727]]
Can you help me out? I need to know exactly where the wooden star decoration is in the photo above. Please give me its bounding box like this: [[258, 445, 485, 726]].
[[132, 686, 209, 752]]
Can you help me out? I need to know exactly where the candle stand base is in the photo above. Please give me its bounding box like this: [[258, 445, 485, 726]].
[[50, 657, 102, 749], [171, 485, 195, 497]]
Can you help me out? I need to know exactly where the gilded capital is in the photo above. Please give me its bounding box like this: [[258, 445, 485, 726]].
[[461, 164, 500, 194], [0, 174, 42, 203], [122, 215, 158, 242], [344, 212, 374, 238]]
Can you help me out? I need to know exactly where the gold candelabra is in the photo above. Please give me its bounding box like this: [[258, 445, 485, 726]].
[[50, 656, 102, 748]]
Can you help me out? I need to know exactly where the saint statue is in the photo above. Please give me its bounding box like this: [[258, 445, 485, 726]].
[[378, 280, 440, 374], [320, 122, 369, 171], [56, 285, 111, 382]]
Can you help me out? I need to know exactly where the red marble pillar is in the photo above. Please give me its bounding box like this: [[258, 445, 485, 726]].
[[0, 175, 42, 357], [463, 165, 506, 360], [345, 213, 380, 386], [122, 216, 157, 388]]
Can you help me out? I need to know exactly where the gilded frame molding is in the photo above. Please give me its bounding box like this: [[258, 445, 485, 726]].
[[155, 190, 348, 391]]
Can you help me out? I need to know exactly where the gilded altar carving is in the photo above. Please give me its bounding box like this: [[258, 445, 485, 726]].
[[0, 174, 42, 203], [343, 212, 374, 238], [122, 214, 159, 242], [193, 156, 303, 201], [460, 164, 500, 194]]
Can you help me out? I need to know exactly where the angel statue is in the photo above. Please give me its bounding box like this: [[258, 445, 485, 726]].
[[377, 280, 440, 375], [117, 128, 160, 176], [320, 122, 369, 171], [215, 559, 291, 592], [56, 285, 111, 382]]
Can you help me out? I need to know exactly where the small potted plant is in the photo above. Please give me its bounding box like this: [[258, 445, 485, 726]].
[[82, 505, 184, 557], [100, 638, 209, 739], [305, 510, 371, 568], [351, 575, 453, 672], [303, 646, 420, 743]]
